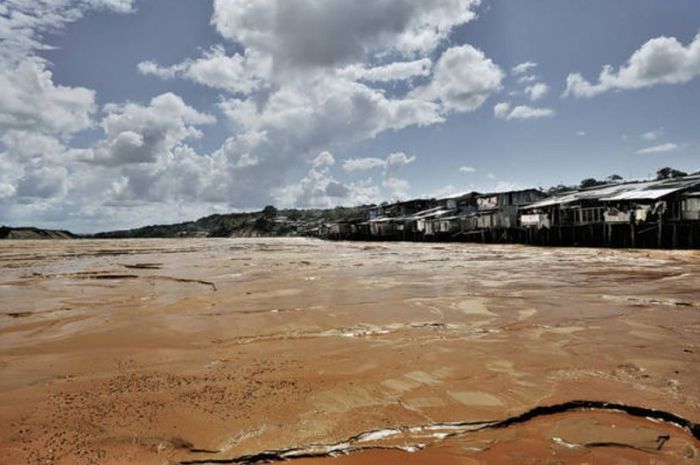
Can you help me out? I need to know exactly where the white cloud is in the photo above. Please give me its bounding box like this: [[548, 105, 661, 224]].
[[576, 130, 586, 136], [0, 0, 135, 63], [517, 75, 537, 84], [342, 157, 386, 172], [0, 58, 95, 136], [138, 45, 271, 95], [524, 82, 548, 101], [564, 34, 700, 98], [215, 74, 442, 206], [312, 151, 335, 168], [459, 165, 476, 173], [338, 58, 432, 82], [336, 151, 417, 200], [493, 180, 519, 191], [512, 62, 537, 75], [636, 143, 679, 154], [275, 162, 347, 207], [383, 176, 411, 200], [86, 93, 215, 166], [641, 128, 664, 141], [0, 0, 514, 230], [507, 105, 554, 120], [386, 151, 416, 168], [1, 129, 67, 161], [120, 1, 502, 218], [274, 150, 384, 208], [410, 44, 504, 113], [211, 0, 480, 69], [493, 102, 511, 119], [15, 165, 70, 199], [382, 151, 416, 199], [494, 102, 554, 121]]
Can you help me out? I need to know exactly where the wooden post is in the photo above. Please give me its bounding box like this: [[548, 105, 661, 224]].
[[657, 221, 663, 248], [672, 223, 678, 249], [604, 224, 610, 247], [630, 223, 635, 248]]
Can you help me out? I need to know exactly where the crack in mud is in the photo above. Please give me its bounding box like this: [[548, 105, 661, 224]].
[[178, 400, 700, 464]]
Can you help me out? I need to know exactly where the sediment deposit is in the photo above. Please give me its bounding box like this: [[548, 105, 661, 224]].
[[0, 238, 698, 464]]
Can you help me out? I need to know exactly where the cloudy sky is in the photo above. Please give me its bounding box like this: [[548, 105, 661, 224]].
[[1, 0, 699, 232]]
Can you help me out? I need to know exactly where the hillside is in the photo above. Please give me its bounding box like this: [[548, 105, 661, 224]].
[[0, 226, 78, 240], [92, 205, 371, 238]]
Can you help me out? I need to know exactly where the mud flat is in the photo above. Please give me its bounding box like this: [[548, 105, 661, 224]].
[[0, 238, 699, 464]]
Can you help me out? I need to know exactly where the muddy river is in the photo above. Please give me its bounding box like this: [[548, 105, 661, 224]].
[[0, 238, 698, 464]]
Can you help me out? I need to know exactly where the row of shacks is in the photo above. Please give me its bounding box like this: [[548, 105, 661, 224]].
[[314, 174, 700, 248]]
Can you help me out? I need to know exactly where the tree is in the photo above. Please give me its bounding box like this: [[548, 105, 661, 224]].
[[547, 184, 575, 194], [262, 205, 278, 218], [656, 167, 687, 180], [580, 178, 604, 188], [606, 174, 623, 182], [286, 209, 302, 221]]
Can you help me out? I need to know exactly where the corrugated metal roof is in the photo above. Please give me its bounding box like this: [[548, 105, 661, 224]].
[[524, 176, 700, 209], [405, 207, 454, 220], [600, 187, 684, 201]]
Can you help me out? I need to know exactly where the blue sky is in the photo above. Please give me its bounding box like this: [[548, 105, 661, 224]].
[[1, 0, 699, 232]]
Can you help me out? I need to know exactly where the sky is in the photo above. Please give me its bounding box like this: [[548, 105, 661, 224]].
[[1, 0, 699, 233]]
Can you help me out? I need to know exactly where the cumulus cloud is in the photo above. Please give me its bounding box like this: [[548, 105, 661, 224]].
[[138, 45, 271, 95], [274, 150, 383, 208], [507, 105, 554, 120], [636, 143, 679, 154], [383, 151, 416, 199], [211, 0, 480, 69], [338, 58, 432, 82], [86, 93, 215, 166], [410, 44, 504, 113], [342, 151, 415, 173], [494, 102, 554, 121], [641, 128, 664, 141], [15, 165, 70, 199], [517, 75, 537, 84], [524, 82, 548, 101], [213, 72, 443, 207], [312, 151, 335, 168], [0, 58, 95, 136], [337, 151, 417, 199], [512, 61, 537, 75], [493, 102, 511, 119], [342, 157, 386, 172], [564, 34, 700, 98], [459, 165, 476, 173], [0, 0, 512, 230], [125, 1, 502, 218]]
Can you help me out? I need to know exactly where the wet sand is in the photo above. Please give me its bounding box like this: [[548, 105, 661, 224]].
[[0, 238, 698, 464]]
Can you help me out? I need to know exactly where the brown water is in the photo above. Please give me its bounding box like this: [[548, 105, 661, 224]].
[[0, 238, 698, 464]]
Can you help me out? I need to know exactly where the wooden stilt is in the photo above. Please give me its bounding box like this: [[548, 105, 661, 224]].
[[672, 223, 678, 249]]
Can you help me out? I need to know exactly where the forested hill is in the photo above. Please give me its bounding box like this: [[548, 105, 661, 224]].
[[92, 206, 370, 238]]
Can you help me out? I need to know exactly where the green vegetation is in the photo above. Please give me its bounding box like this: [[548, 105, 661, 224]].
[[93, 206, 372, 238]]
